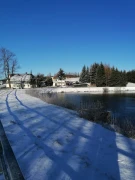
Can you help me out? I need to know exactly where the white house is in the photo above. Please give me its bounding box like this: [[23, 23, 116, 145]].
[[6, 73, 35, 89], [52, 77, 80, 87], [52, 78, 66, 87]]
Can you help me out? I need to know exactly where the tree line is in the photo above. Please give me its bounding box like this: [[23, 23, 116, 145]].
[[53, 68, 79, 79], [1, 47, 135, 88], [79, 63, 129, 87], [35, 73, 53, 87], [127, 70, 135, 83]]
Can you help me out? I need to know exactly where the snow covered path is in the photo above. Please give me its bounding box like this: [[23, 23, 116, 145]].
[[0, 90, 135, 180]]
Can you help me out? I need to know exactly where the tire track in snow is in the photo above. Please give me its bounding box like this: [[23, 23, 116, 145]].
[[0, 90, 13, 115], [14, 90, 79, 141], [0, 90, 11, 97], [5, 91, 122, 180], [90, 137, 103, 180], [13, 90, 106, 179], [5, 91, 80, 180], [14, 90, 94, 146]]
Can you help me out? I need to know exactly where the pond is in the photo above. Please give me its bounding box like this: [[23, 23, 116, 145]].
[[39, 92, 135, 122]]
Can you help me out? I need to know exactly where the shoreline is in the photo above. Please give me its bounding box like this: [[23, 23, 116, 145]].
[[30, 87, 135, 94]]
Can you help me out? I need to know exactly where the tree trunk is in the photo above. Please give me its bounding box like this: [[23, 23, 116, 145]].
[[7, 75, 11, 88], [8, 78, 11, 88]]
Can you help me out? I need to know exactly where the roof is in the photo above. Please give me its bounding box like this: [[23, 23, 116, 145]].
[[10, 74, 32, 82], [126, 82, 135, 87]]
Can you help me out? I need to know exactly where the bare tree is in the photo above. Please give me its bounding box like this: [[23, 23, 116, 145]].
[[0, 47, 20, 88]]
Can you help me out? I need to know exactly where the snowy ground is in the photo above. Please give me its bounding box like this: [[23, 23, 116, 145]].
[[0, 89, 135, 180], [33, 86, 135, 94]]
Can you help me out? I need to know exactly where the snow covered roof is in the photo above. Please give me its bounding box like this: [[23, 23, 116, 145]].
[[10, 74, 31, 82], [126, 82, 135, 87]]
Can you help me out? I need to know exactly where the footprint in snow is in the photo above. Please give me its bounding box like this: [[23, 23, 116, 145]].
[[74, 154, 91, 168], [80, 156, 91, 168], [66, 132, 74, 142], [10, 120, 16, 124], [54, 139, 63, 147]]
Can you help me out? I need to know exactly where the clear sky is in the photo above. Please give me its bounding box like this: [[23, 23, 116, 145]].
[[0, 0, 134, 75]]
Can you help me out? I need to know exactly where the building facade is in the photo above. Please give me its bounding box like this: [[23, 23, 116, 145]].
[[52, 77, 79, 87], [6, 73, 35, 89]]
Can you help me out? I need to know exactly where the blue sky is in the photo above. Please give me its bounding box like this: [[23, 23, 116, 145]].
[[0, 0, 134, 75]]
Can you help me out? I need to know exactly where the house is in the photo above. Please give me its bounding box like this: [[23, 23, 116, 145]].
[[6, 73, 36, 89], [126, 82, 135, 87], [52, 76, 66, 87], [52, 76, 80, 87]]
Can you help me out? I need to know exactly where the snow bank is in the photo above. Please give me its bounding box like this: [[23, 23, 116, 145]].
[[35, 86, 135, 94]]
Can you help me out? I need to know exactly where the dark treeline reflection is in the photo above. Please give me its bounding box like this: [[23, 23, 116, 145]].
[[40, 92, 135, 122]]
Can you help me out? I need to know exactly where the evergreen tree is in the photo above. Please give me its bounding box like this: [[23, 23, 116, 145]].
[[30, 74, 36, 87], [79, 65, 87, 83], [113, 69, 127, 87], [45, 77, 53, 86], [104, 64, 111, 86], [36, 73, 46, 87], [108, 67, 115, 86], [115, 68, 121, 86], [57, 68, 65, 80], [119, 71, 123, 86], [90, 63, 99, 85], [95, 63, 106, 87], [109, 67, 120, 87], [82, 62, 128, 87], [127, 70, 135, 83], [123, 70, 127, 86], [86, 66, 90, 83], [120, 70, 127, 86]]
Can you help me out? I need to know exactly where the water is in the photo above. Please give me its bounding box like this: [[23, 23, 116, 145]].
[[40, 92, 135, 122]]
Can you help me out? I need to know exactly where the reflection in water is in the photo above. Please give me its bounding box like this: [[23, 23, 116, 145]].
[[41, 93, 135, 123]]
